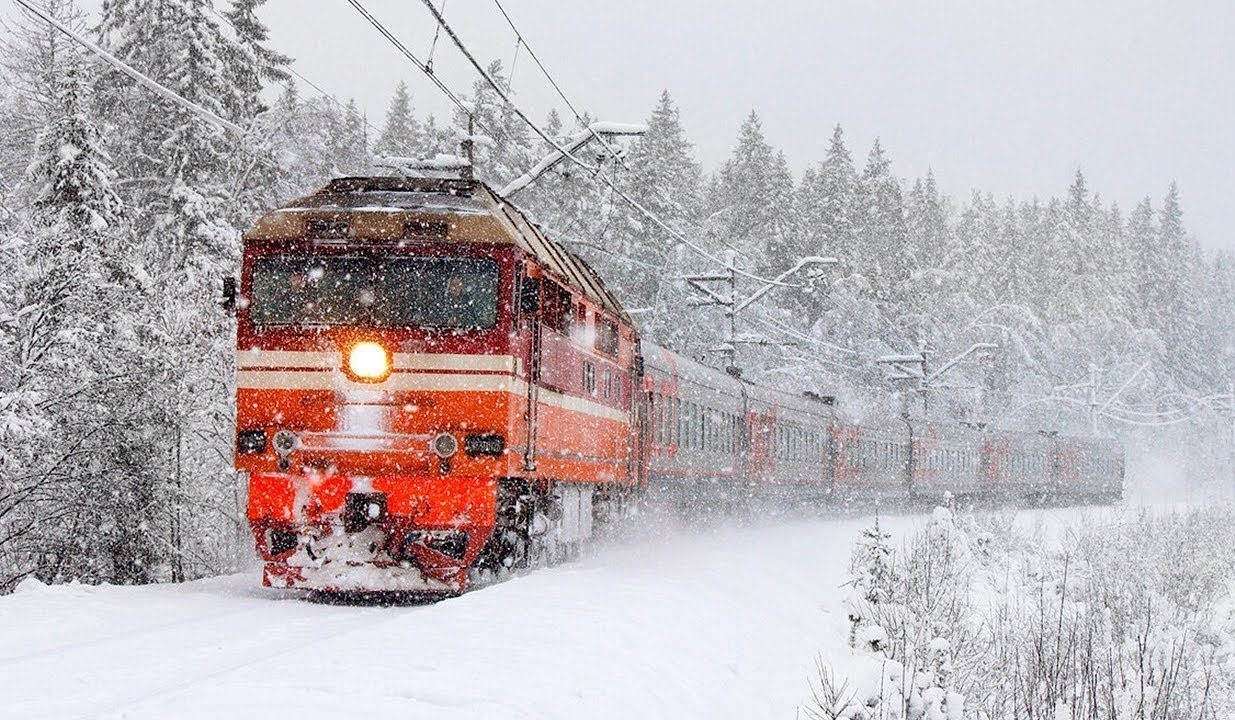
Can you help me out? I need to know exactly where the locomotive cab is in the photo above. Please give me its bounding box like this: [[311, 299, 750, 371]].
[[234, 176, 639, 593]]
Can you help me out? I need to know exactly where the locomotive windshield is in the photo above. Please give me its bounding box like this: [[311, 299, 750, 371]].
[[249, 255, 499, 329]]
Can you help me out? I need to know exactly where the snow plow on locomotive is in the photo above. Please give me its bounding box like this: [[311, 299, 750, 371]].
[[231, 175, 1124, 595]]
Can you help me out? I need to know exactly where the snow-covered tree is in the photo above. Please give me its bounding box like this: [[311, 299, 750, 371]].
[[607, 91, 705, 350], [220, 0, 290, 121], [93, 0, 243, 583], [798, 124, 858, 266], [375, 80, 419, 158], [419, 113, 454, 159], [853, 138, 908, 304], [0, 15, 141, 586], [710, 111, 797, 272]]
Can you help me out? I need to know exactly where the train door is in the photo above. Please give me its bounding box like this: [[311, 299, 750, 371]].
[[980, 437, 1008, 495], [518, 269, 541, 472], [746, 410, 775, 484], [632, 349, 649, 488]]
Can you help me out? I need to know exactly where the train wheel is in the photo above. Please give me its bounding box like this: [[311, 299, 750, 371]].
[[475, 479, 571, 575]]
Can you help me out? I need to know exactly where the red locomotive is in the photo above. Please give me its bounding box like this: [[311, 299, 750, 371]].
[[233, 175, 1123, 595]]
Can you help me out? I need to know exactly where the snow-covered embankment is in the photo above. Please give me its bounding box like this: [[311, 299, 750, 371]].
[[0, 514, 896, 720]]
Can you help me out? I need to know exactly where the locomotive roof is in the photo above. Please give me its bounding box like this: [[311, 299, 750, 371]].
[[244, 176, 631, 323]]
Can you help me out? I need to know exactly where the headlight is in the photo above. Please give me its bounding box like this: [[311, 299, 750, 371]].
[[431, 432, 459, 458], [347, 341, 391, 382]]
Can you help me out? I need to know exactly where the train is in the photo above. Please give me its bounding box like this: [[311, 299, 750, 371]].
[[230, 174, 1124, 595]]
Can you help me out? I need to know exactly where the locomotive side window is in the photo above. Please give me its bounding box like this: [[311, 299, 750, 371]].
[[583, 362, 596, 395], [660, 395, 670, 444], [673, 397, 680, 446], [596, 317, 620, 357], [658, 394, 667, 444], [541, 281, 574, 335], [250, 255, 498, 329]]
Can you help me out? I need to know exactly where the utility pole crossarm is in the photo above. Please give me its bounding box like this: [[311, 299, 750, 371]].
[[680, 253, 837, 374], [683, 279, 730, 307], [875, 354, 926, 380], [876, 353, 927, 364], [733, 256, 838, 313], [1096, 362, 1149, 415], [924, 343, 999, 384], [500, 121, 646, 197]]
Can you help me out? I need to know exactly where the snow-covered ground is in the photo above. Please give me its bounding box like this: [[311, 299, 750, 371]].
[[3, 500, 1208, 720], [0, 512, 912, 720]]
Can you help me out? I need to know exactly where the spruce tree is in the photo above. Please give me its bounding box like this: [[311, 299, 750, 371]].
[[220, 0, 290, 121], [1126, 197, 1157, 323], [375, 80, 419, 158], [95, 0, 241, 583], [853, 138, 908, 304], [420, 113, 453, 159], [798, 125, 857, 262], [332, 98, 371, 175], [612, 90, 705, 350], [1157, 182, 1202, 383], [11, 36, 134, 584], [713, 111, 795, 271]]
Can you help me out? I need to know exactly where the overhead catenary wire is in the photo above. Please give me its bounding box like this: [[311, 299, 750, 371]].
[[343, 0, 493, 140], [491, 0, 585, 124], [207, 4, 426, 164], [489, 0, 622, 161], [491, 0, 706, 222], [416, 0, 597, 171], [414, 0, 800, 290], [484, 1, 932, 360], [486, 0, 936, 359], [424, 0, 446, 73], [428, 0, 928, 365]]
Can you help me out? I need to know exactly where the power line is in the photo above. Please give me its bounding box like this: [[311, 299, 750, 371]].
[[417, 0, 597, 173], [482, 0, 909, 365], [207, 3, 424, 161], [13, 0, 244, 135], [415, 0, 799, 290], [343, 0, 492, 139], [487, 0, 694, 220], [489, 0, 622, 165], [491, 0, 584, 124]]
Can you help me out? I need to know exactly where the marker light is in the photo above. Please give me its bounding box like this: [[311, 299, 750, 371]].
[[432, 432, 459, 459], [348, 342, 391, 382]]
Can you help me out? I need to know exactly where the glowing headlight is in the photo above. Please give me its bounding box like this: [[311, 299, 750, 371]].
[[348, 341, 390, 382]]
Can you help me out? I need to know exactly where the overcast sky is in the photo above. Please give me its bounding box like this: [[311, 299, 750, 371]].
[[224, 2, 1235, 248]]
